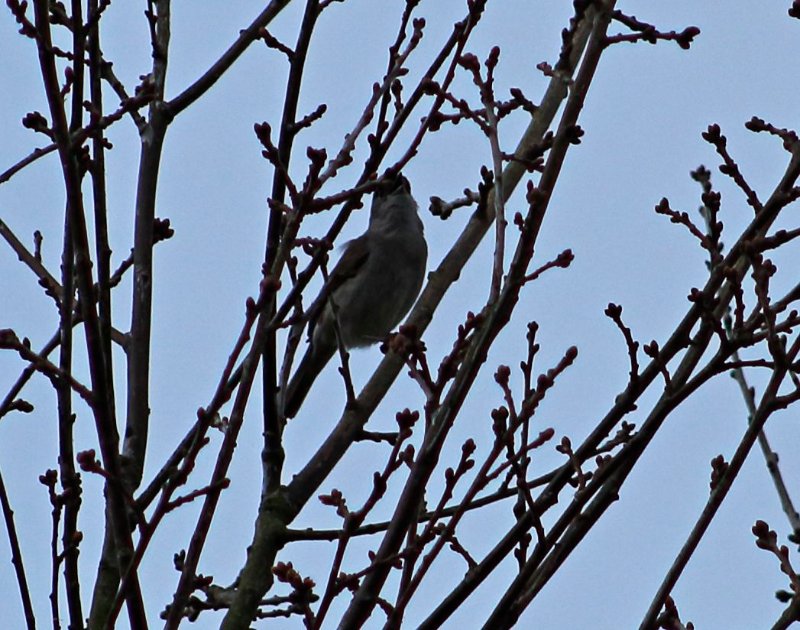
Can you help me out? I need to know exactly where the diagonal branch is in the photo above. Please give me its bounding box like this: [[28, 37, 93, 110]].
[[640, 335, 800, 627], [166, 0, 294, 117]]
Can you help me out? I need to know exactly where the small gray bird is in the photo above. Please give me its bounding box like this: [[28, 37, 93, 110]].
[[283, 173, 427, 418]]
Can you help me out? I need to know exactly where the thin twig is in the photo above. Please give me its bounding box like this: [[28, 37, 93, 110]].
[[0, 467, 36, 629]]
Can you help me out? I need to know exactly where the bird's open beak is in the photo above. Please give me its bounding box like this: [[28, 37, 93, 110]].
[[378, 173, 410, 197], [392, 174, 411, 194]]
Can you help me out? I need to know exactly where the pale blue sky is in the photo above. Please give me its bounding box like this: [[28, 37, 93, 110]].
[[2, 2, 800, 628]]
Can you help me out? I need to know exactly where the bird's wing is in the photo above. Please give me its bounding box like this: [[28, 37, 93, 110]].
[[329, 234, 370, 284], [305, 234, 371, 339]]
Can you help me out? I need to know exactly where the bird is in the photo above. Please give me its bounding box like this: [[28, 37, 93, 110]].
[[282, 173, 427, 418]]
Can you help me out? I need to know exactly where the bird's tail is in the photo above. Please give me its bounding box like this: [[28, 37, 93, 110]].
[[283, 343, 336, 418]]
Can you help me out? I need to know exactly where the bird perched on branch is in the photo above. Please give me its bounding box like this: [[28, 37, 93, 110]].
[[283, 173, 427, 418]]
